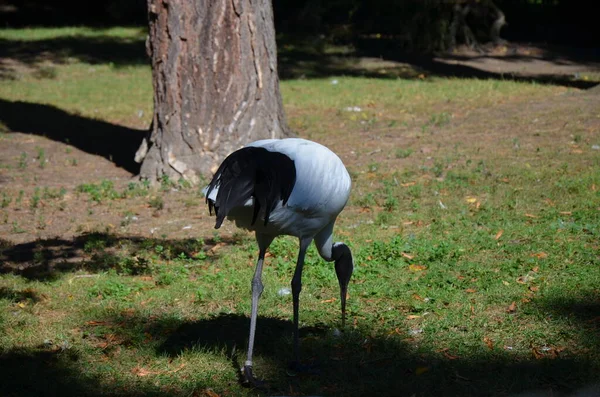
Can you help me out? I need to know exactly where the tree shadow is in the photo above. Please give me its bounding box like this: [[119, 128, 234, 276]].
[[0, 232, 241, 281], [351, 38, 599, 89], [0, 31, 148, 79], [92, 304, 600, 397], [0, 348, 107, 397], [0, 99, 146, 174], [277, 35, 599, 89], [0, 347, 208, 397]]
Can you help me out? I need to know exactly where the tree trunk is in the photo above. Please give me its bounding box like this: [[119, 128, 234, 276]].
[[137, 0, 292, 184]]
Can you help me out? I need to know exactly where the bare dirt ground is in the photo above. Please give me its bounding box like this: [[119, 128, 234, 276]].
[[1, 43, 599, 273]]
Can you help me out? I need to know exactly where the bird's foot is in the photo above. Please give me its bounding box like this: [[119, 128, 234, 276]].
[[241, 365, 267, 388], [286, 360, 321, 377]]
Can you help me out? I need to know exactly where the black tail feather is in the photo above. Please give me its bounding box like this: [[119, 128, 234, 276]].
[[206, 146, 296, 229]]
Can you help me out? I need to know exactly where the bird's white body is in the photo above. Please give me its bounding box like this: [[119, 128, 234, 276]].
[[208, 138, 351, 239]]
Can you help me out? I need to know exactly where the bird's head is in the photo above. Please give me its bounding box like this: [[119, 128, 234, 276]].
[[332, 242, 353, 288]]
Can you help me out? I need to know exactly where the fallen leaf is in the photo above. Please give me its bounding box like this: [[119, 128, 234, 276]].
[[412, 293, 424, 301], [415, 366, 430, 375], [529, 286, 539, 292], [141, 298, 153, 306], [531, 347, 545, 360], [465, 288, 477, 293], [506, 301, 517, 313], [465, 197, 478, 204], [560, 211, 572, 215], [132, 367, 159, 377], [409, 264, 427, 272], [531, 252, 548, 259], [524, 213, 538, 218], [532, 266, 539, 272], [86, 320, 112, 326], [494, 230, 504, 240], [484, 336, 494, 350], [437, 348, 459, 360], [406, 315, 421, 320], [201, 389, 220, 397], [502, 280, 510, 286], [402, 252, 415, 260], [401, 182, 416, 187], [516, 274, 533, 284], [321, 298, 336, 303]]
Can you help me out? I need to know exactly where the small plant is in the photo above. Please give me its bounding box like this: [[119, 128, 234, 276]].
[[148, 196, 164, 211], [123, 182, 149, 198], [376, 211, 391, 226], [160, 174, 175, 191], [16, 190, 24, 206], [36, 215, 46, 230], [11, 221, 25, 233], [88, 279, 141, 300], [1, 192, 11, 208], [177, 178, 192, 190], [42, 187, 67, 200], [18, 152, 27, 169], [77, 180, 120, 202], [368, 162, 380, 173], [356, 192, 377, 208], [83, 234, 110, 253], [429, 112, 451, 127], [36, 147, 46, 169], [395, 148, 413, 159], [31, 188, 41, 209], [33, 66, 58, 79], [384, 195, 399, 212]]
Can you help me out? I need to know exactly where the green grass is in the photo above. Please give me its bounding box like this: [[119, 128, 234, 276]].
[[1, 26, 599, 397]]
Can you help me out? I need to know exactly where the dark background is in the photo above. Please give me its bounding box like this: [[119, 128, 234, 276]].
[[0, 0, 597, 50]]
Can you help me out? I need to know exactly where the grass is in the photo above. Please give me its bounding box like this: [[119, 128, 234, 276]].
[[1, 26, 600, 396]]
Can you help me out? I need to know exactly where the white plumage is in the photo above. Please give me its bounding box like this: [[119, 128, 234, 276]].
[[205, 138, 353, 385]]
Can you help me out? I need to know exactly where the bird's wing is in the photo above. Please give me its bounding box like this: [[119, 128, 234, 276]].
[[251, 139, 352, 217], [205, 146, 296, 228]]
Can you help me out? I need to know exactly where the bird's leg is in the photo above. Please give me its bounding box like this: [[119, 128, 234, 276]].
[[290, 237, 312, 369], [243, 234, 273, 387]]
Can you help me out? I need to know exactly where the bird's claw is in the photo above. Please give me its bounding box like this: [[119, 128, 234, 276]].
[[241, 365, 266, 388]]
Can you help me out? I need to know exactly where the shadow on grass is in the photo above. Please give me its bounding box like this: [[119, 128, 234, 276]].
[[0, 348, 209, 397], [0, 232, 242, 281], [88, 307, 600, 397], [1, 231, 599, 395], [1, 28, 598, 90], [0, 99, 146, 174], [0, 32, 148, 79], [277, 36, 599, 89]]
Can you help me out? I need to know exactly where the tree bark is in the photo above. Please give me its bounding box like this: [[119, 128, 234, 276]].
[[137, 0, 292, 184]]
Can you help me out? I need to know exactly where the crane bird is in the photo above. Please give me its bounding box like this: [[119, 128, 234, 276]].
[[205, 138, 353, 385]]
